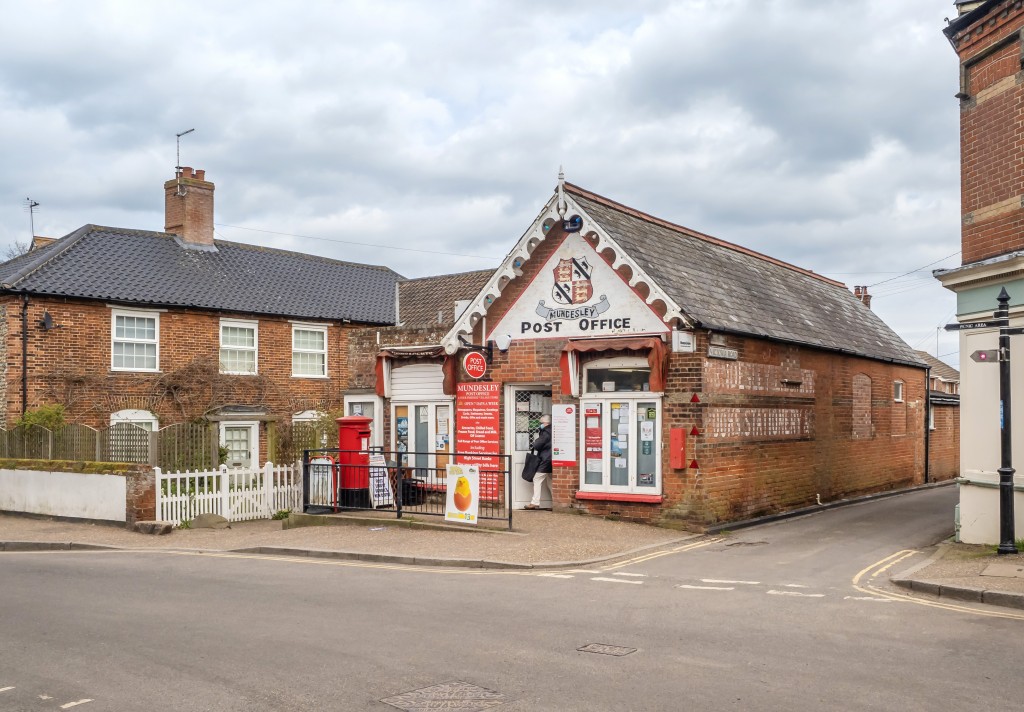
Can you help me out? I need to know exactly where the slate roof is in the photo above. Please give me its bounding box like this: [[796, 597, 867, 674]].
[[914, 351, 960, 382], [567, 185, 925, 367], [0, 225, 403, 324]]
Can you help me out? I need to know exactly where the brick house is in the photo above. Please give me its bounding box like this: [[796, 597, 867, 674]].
[[0, 168, 402, 467], [915, 351, 960, 481], [351, 178, 931, 526], [935, 0, 1024, 543]]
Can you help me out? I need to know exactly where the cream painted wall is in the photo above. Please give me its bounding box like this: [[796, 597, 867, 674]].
[[0, 469, 127, 522], [958, 478, 1024, 544], [960, 325, 1024, 475]]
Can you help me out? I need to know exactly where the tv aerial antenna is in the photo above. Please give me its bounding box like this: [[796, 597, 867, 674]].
[[175, 128, 195, 196], [23, 198, 40, 241]]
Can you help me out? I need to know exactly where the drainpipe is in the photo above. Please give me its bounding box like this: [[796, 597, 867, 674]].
[[21, 293, 28, 417], [924, 366, 931, 484]]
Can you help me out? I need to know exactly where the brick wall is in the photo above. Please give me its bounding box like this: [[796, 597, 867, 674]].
[[2, 295, 365, 462], [951, 1, 1024, 262], [929, 402, 960, 482]]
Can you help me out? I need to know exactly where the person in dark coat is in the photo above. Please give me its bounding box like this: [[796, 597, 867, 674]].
[[526, 414, 552, 510]]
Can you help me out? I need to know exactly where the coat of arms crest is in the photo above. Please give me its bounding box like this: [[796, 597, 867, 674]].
[[552, 257, 593, 305]]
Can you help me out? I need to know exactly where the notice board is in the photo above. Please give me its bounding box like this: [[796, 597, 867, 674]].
[[455, 382, 501, 500]]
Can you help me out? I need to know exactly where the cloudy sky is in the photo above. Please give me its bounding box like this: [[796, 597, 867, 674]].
[[0, 0, 963, 365]]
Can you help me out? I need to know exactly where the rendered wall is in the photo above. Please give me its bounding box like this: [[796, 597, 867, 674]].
[[0, 468, 127, 522]]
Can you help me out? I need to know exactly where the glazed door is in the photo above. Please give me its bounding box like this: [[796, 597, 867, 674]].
[[507, 386, 552, 510]]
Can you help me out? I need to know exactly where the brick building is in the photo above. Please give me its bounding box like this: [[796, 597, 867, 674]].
[[0, 168, 402, 467], [353, 178, 930, 526], [916, 351, 960, 482], [935, 0, 1024, 543]]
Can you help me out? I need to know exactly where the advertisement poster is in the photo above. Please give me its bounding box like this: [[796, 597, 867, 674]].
[[551, 404, 577, 466], [444, 463, 480, 525], [367, 452, 394, 508], [455, 382, 501, 500]]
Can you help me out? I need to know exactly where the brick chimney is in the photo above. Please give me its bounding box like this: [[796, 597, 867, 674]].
[[853, 285, 872, 309], [164, 167, 215, 247]]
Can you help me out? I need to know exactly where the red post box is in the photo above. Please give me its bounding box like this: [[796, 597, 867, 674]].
[[336, 416, 372, 506]]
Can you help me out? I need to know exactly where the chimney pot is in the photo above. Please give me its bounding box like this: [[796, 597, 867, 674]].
[[194, 169, 205, 181]]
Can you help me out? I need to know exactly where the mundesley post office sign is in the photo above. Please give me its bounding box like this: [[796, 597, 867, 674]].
[[489, 232, 669, 339]]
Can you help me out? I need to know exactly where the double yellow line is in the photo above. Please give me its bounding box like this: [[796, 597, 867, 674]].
[[852, 549, 1024, 621]]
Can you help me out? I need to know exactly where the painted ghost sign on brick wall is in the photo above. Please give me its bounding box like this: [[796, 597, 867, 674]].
[[488, 232, 668, 340]]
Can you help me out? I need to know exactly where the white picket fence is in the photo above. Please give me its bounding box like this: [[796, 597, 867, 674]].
[[156, 462, 302, 525]]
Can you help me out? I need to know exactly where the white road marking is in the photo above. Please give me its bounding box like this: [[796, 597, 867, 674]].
[[679, 584, 735, 591], [702, 578, 759, 585], [566, 569, 602, 574], [39, 695, 53, 700], [844, 596, 892, 602], [538, 573, 574, 579], [782, 584, 809, 588], [591, 576, 643, 585], [0, 687, 14, 693], [768, 590, 824, 598], [613, 572, 647, 577], [60, 700, 94, 709]]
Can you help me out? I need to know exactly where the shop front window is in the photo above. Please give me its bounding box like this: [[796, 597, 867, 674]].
[[580, 357, 661, 495], [392, 402, 452, 475]]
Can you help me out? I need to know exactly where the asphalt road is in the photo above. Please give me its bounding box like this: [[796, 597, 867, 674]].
[[2, 486, 1022, 712]]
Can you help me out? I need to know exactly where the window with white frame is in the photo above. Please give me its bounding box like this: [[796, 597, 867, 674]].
[[344, 394, 384, 449], [929, 406, 935, 431], [893, 380, 904, 402], [579, 356, 662, 495], [392, 401, 453, 473], [220, 319, 258, 374], [292, 324, 327, 377], [110, 409, 159, 431], [111, 309, 159, 371], [109, 409, 158, 462]]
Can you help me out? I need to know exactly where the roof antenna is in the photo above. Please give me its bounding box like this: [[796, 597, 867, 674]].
[[24, 198, 40, 241], [556, 165, 567, 218], [175, 128, 195, 197]]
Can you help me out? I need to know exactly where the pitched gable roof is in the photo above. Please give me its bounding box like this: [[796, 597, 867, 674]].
[[399, 269, 493, 328], [915, 351, 960, 382], [442, 182, 923, 368], [566, 185, 924, 367], [0, 225, 403, 324]]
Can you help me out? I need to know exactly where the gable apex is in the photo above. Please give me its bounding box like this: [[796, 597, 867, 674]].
[[440, 186, 689, 354]]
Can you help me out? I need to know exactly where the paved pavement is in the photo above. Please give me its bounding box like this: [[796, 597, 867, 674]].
[[2, 482, 1023, 608]]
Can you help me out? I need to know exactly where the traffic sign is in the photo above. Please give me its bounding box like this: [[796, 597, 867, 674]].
[[945, 320, 1007, 331], [970, 349, 1000, 363]]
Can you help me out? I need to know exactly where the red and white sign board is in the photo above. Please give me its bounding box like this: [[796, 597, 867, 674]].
[[463, 351, 488, 379], [488, 231, 669, 341], [551, 404, 577, 466], [455, 382, 501, 500]]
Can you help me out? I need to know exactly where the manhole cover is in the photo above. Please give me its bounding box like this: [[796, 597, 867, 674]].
[[577, 643, 637, 657], [381, 681, 504, 711]]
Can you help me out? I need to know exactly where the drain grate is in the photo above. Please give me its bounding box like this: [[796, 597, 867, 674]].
[[381, 681, 504, 711], [577, 643, 637, 657]]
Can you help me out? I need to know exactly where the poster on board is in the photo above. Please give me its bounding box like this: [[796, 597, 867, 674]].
[[368, 452, 394, 508], [444, 463, 480, 525], [551, 404, 577, 466]]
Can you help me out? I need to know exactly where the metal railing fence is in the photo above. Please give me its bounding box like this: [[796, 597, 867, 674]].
[[302, 448, 512, 529]]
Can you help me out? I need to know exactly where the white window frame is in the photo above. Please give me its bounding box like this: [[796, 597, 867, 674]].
[[344, 394, 385, 449], [111, 308, 160, 372], [110, 409, 159, 430], [579, 357, 663, 496], [893, 380, 904, 402], [219, 318, 258, 375], [291, 322, 328, 378], [929, 407, 936, 431]]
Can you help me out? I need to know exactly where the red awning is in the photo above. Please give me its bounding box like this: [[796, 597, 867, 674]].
[[561, 336, 668, 393]]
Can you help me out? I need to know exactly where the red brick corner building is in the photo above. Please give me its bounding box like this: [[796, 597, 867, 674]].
[[355, 176, 933, 527]]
